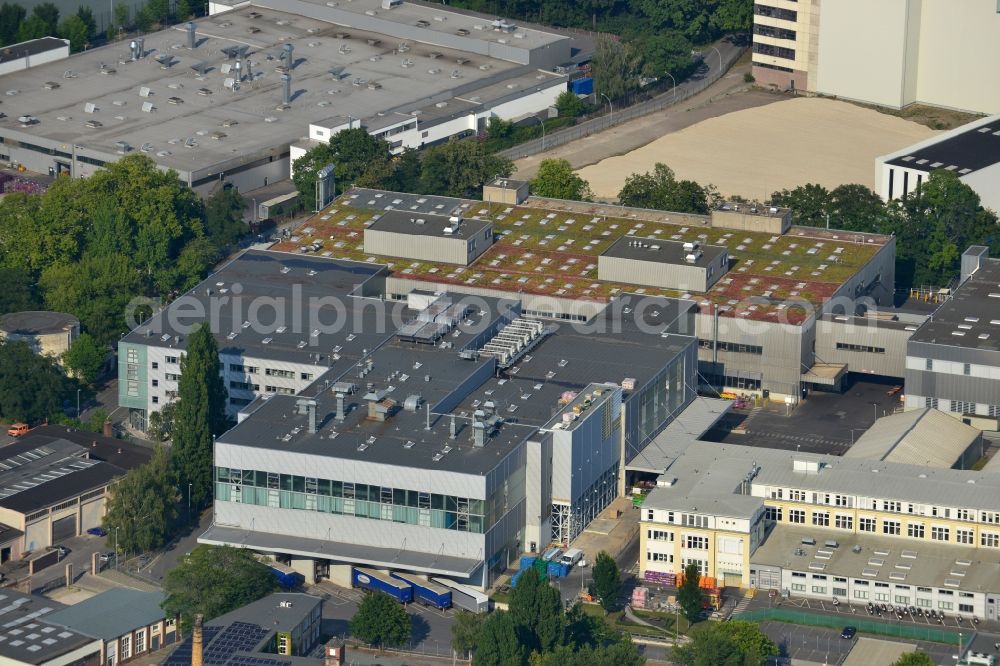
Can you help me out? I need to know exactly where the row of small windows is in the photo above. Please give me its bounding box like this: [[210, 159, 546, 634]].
[[753, 3, 797, 21], [698, 340, 764, 355], [229, 363, 313, 381], [835, 342, 885, 354], [753, 42, 796, 60], [216, 467, 491, 533], [767, 489, 1000, 524], [765, 507, 1000, 547], [753, 23, 796, 40]]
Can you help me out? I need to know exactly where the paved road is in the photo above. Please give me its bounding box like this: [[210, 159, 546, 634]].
[[0, 531, 110, 593], [706, 377, 904, 455], [132, 507, 213, 584], [79, 378, 122, 423]]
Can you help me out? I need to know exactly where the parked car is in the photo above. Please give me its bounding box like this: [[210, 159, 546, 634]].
[[841, 626, 857, 639], [98, 552, 116, 564], [6, 423, 29, 437], [87, 527, 107, 537]]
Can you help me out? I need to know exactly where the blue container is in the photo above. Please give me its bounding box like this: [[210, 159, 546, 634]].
[[390, 572, 453, 610], [352, 567, 413, 603], [519, 556, 537, 571], [511, 570, 523, 587], [547, 561, 563, 578], [570, 77, 593, 95]]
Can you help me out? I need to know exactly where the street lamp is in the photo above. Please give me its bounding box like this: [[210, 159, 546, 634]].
[[187, 483, 193, 523], [76, 388, 81, 419], [114, 526, 119, 571], [663, 72, 677, 102], [599, 93, 613, 125], [709, 46, 723, 73], [529, 116, 545, 150]]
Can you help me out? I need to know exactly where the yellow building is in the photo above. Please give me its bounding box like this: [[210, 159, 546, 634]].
[[639, 438, 1000, 618]]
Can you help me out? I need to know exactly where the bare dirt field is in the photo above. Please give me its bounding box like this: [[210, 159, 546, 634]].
[[576, 96, 940, 201]]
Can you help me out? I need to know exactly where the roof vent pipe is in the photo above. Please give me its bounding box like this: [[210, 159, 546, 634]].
[[186, 22, 197, 49], [449, 415, 457, 439], [137, 38, 144, 59], [335, 393, 346, 422], [473, 421, 486, 447], [281, 74, 291, 105], [282, 43, 294, 67]]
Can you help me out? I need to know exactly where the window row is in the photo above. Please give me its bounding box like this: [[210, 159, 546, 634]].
[[753, 4, 797, 21], [216, 483, 487, 533], [753, 42, 796, 60], [753, 23, 796, 40], [835, 342, 886, 354]]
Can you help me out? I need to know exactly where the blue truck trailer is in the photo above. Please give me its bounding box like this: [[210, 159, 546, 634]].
[[352, 567, 414, 604], [268, 562, 305, 589], [390, 572, 453, 609]]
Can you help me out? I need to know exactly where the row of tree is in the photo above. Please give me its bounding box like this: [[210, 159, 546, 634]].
[[0, 2, 96, 51], [0, 156, 246, 350], [770, 173, 1000, 289], [292, 128, 515, 204]]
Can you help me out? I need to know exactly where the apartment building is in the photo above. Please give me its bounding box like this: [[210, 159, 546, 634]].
[[752, 0, 1000, 114]]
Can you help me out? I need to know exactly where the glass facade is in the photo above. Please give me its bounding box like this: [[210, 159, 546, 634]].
[[625, 351, 689, 462], [215, 466, 489, 533]]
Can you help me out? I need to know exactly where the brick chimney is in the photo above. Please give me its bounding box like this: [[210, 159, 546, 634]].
[[325, 638, 345, 665], [192, 614, 204, 666]]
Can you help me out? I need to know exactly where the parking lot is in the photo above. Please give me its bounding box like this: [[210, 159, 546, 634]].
[[705, 377, 906, 454]]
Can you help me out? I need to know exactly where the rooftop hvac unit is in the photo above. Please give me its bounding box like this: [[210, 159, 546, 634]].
[[141, 101, 155, 113], [83, 102, 97, 113], [139, 86, 151, 97], [684, 250, 702, 264], [682, 240, 700, 252]]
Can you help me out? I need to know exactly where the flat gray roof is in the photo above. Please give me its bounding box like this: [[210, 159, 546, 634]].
[[122, 250, 391, 365], [0, 37, 67, 63], [602, 236, 727, 268], [344, 187, 468, 216], [368, 209, 491, 240], [625, 397, 732, 474], [0, 311, 78, 335], [45, 589, 165, 641], [0, 4, 556, 177], [844, 408, 981, 468], [753, 525, 1000, 595], [908, 258, 1000, 352]]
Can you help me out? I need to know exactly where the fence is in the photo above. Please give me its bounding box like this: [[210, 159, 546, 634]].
[[498, 46, 747, 161], [733, 607, 972, 646]]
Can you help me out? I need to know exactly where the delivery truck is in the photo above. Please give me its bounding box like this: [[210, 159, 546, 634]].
[[390, 572, 453, 609], [352, 567, 413, 604]]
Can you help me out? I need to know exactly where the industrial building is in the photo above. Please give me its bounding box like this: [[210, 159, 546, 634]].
[[752, 0, 1000, 114], [876, 114, 1000, 214], [0, 425, 149, 558], [272, 187, 898, 401], [0, 311, 80, 363], [164, 593, 322, 665], [0, 37, 70, 77], [904, 247, 1000, 431], [0, 590, 102, 665], [199, 285, 698, 588], [0, 0, 581, 194], [844, 408, 984, 469]]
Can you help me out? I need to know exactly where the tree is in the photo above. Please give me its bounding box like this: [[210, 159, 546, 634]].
[[530, 159, 592, 201], [102, 444, 178, 553], [147, 401, 177, 442], [204, 187, 246, 249], [890, 652, 935, 666], [473, 610, 525, 666], [175, 0, 193, 20], [292, 143, 336, 205], [590, 551, 621, 612], [0, 2, 26, 45], [0, 267, 38, 314], [533, 638, 644, 666], [590, 35, 639, 101], [451, 611, 486, 657], [633, 31, 695, 80], [618, 162, 714, 214], [58, 14, 89, 52], [712, 0, 753, 33], [146, 0, 170, 24], [350, 592, 412, 648], [134, 5, 154, 33], [31, 2, 59, 34], [162, 545, 278, 632], [16, 14, 48, 41], [678, 562, 703, 622], [419, 139, 513, 198], [673, 621, 777, 666], [62, 333, 106, 384], [555, 90, 587, 118], [770, 183, 831, 226], [75, 6, 96, 40], [171, 323, 228, 512], [508, 567, 563, 654], [0, 339, 67, 423], [113, 2, 130, 30]]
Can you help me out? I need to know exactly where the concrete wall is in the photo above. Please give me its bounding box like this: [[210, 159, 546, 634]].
[[711, 208, 790, 234], [0, 39, 70, 77], [816, 318, 913, 378], [364, 227, 491, 265], [815, 0, 916, 108], [597, 255, 717, 293]]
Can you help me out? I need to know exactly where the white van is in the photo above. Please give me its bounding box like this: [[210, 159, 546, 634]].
[[560, 548, 584, 567]]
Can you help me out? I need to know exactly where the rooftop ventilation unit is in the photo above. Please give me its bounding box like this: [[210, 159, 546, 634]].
[[114, 141, 132, 153], [281, 74, 291, 105], [141, 101, 155, 113], [186, 22, 197, 49], [282, 43, 294, 68]]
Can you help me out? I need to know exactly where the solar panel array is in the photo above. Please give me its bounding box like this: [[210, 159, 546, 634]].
[[162, 626, 222, 665], [202, 622, 270, 663], [226, 656, 295, 666]]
